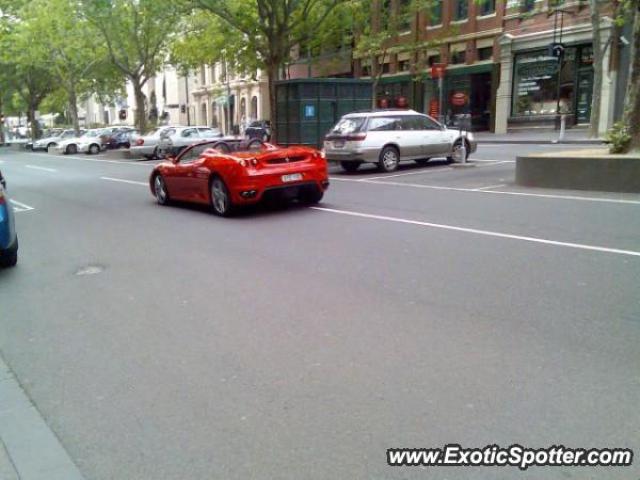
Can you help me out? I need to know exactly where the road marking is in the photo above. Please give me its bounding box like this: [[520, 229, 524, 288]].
[[364, 166, 454, 181], [311, 207, 640, 258], [25, 164, 57, 172], [333, 178, 640, 205], [28, 152, 153, 167], [101, 176, 148, 186], [10, 199, 35, 212], [473, 183, 507, 191]]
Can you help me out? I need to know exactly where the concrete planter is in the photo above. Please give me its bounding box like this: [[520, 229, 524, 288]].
[[516, 149, 640, 193]]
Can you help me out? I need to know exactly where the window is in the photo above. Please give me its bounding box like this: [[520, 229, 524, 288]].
[[427, 54, 441, 66], [478, 0, 495, 16], [198, 128, 221, 137], [181, 128, 198, 138], [401, 115, 441, 130], [398, 59, 411, 72], [382, 62, 391, 74], [330, 117, 366, 135], [429, 0, 442, 25], [477, 46, 493, 61], [178, 143, 212, 164], [451, 50, 466, 64], [398, 0, 411, 30], [512, 48, 578, 116], [453, 0, 468, 20], [367, 117, 402, 131], [200, 66, 206, 84]]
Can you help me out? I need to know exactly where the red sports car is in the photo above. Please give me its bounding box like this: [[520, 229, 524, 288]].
[[149, 140, 329, 216]]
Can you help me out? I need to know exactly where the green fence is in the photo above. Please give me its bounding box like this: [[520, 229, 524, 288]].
[[275, 79, 372, 147]]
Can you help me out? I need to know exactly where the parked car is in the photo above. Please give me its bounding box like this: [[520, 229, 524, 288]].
[[101, 127, 136, 149], [245, 120, 271, 142], [103, 128, 138, 149], [324, 109, 477, 172], [129, 126, 179, 160], [32, 129, 83, 152], [149, 139, 329, 216], [0, 170, 18, 267], [157, 126, 223, 157], [54, 129, 107, 155]]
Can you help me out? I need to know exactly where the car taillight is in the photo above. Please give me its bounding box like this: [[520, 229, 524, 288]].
[[239, 158, 258, 167], [135, 138, 144, 146], [346, 133, 366, 141], [0, 189, 5, 205]]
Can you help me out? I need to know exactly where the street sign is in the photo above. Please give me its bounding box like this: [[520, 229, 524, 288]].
[[451, 92, 468, 107], [431, 63, 447, 79]]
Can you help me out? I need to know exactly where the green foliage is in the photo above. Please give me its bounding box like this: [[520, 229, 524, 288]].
[[606, 121, 632, 153]]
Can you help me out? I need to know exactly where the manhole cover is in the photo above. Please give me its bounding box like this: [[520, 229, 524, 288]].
[[74, 265, 105, 276]]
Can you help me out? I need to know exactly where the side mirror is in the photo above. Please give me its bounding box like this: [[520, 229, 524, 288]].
[[0, 178, 5, 189], [167, 155, 177, 163]]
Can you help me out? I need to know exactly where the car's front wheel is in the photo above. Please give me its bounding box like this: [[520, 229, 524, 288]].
[[340, 161, 361, 173], [447, 140, 470, 163], [0, 239, 18, 268], [153, 174, 170, 205], [66, 144, 78, 155], [378, 146, 400, 172], [210, 177, 234, 217], [89, 144, 100, 155]]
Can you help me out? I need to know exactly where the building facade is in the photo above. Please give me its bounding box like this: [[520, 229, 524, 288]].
[[355, 0, 626, 134]]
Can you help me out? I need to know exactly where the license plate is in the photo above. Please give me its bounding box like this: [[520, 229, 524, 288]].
[[281, 173, 303, 183], [333, 140, 345, 148]]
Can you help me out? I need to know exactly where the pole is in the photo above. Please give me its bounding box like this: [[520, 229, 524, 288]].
[[438, 76, 444, 124]]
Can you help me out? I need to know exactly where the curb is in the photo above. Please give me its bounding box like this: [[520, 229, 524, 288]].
[[0, 355, 85, 480], [477, 140, 605, 145]]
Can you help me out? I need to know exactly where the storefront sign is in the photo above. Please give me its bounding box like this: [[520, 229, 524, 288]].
[[451, 92, 468, 107]]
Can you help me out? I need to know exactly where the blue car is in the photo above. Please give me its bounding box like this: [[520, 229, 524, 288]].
[[0, 170, 18, 267]]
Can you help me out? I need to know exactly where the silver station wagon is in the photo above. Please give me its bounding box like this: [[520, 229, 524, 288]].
[[324, 109, 476, 172]]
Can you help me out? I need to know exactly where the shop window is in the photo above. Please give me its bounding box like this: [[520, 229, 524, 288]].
[[451, 50, 466, 64], [453, 0, 468, 20], [477, 46, 493, 61], [427, 54, 441, 66], [429, 0, 442, 25], [478, 0, 495, 16], [511, 48, 581, 117]]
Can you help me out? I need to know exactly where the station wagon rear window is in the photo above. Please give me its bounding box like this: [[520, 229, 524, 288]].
[[330, 117, 366, 135]]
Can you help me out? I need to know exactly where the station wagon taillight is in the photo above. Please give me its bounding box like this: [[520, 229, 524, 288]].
[[345, 133, 367, 141], [135, 138, 144, 146]]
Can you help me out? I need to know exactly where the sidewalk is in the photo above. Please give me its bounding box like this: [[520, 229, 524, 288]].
[[0, 355, 85, 480], [474, 129, 604, 145]]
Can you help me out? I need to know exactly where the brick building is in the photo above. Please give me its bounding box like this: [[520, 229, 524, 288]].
[[295, 0, 625, 134]]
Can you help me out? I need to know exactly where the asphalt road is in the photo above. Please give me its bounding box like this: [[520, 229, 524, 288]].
[[0, 144, 639, 480]]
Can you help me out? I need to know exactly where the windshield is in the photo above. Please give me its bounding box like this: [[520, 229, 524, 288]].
[[330, 117, 366, 135], [83, 130, 101, 138]]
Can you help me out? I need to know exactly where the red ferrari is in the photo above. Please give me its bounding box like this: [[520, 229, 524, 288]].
[[149, 140, 329, 216]]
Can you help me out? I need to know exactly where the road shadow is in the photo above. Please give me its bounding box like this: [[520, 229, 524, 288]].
[[328, 158, 450, 177]]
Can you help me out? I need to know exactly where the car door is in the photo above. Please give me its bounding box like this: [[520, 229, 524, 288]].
[[398, 116, 426, 159], [170, 143, 212, 203], [416, 115, 450, 157]]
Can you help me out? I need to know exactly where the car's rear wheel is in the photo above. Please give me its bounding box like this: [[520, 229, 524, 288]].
[[415, 158, 430, 166], [378, 146, 400, 172], [153, 146, 165, 160], [66, 144, 78, 155], [153, 174, 170, 205], [89, 143, 100, 155], [340, 161, 361, 173], [210, 177, 234, 217]]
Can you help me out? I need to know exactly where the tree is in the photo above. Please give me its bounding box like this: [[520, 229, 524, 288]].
[[193, 0, 341, 141], [16, 0, 123, 135], [81, 0, 185, 133], [586, 0, 608, 139], [351, 0, 447, 108], [621, 0, 640, 151]]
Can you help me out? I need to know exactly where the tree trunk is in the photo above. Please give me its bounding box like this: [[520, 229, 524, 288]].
[[624, 4, 640, 151], [28, 104, 39, 142], [132, 79, 147, 134], [266, 62, 278, 143], [588, 0, 603, 138], [68, 85, 80, 135]]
